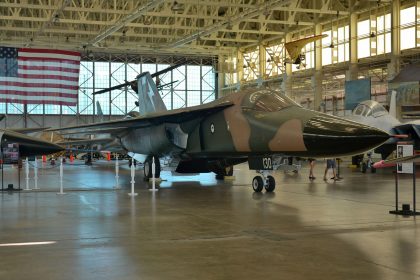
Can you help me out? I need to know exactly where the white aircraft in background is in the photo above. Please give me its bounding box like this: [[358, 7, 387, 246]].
[[347, 91, 420, 160]]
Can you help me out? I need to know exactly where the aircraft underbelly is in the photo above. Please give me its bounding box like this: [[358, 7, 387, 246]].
[[121, 124, 185, 156]]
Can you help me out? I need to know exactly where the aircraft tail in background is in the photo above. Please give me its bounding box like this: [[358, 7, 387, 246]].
[[96, 101, 104, 122], [137, 72, 167, 115], [389, 90, 397, 118]]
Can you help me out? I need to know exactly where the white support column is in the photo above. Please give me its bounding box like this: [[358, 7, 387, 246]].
[[259, 43, 266, 84], [128, 159, 138, 197], [388, 0, 401, 80], [33, 157, 39, 190], [313, 24, 323, 112], [24, 157, 31, 191], [237, 50, 244, 87], [346, 12, 358, 81], [282, 33, 293, 96], [217, 55, 226, 98], [114, 154, 120, 189], [150, 157, 158, 192], [417, 1, 420, 47], [57, 157, 66, 195]]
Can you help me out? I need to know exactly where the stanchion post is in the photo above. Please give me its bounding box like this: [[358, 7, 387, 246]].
[[24, 157, 31, 191], [413, 162, 416, 214], [149, 157, 158, 192], [57, 157, 66, 195], [33, 157, 39, 190], [128, 159, 137, 196], [395, 171, 399, 212], [114, 154, 120, 189]]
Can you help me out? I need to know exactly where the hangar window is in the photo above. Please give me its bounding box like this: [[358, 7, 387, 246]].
[[357, 19, 370, 59], [322, 30, 332, 66], [337, 25, 349, 62], [400, 6, 416, 50], [0, 59, 216, 118], [376, 13, 391, 55]]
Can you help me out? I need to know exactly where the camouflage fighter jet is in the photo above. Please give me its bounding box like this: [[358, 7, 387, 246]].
[[47, 71, 389, 192]]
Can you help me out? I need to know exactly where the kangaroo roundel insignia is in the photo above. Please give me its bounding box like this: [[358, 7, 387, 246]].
[[210, 123, 215, 134]]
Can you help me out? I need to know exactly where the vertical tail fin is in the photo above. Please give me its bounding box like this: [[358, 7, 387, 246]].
[[389, 90, 397, 118], [137, 72, 167, 115], [96, 101, 104, 122]]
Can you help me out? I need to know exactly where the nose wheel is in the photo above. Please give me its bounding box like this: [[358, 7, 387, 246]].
[[252, 172, 276, 192]]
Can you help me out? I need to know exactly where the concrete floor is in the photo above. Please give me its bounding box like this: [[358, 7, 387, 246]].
[[0, 159, 419, 280]]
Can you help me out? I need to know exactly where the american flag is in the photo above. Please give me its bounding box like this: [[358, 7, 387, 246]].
[[0, 47, 80, 106]]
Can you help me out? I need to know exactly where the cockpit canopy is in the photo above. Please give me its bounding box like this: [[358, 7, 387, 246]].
[[352, 100, 388, 118], [242, 89, 300, 112]]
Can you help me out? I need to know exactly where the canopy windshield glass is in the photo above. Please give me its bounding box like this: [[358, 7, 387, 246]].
[[244, 89, 299, 112], [352, 100, 388, 117]]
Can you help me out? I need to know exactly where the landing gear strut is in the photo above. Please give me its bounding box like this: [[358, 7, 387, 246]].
[[215, 165, 233, 180], [252, 171, 275, 192], [144, 156, 161, 180]]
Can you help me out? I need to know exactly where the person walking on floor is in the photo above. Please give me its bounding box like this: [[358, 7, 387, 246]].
[[323, 158, 339, 181], [308, 158, 316, 180]]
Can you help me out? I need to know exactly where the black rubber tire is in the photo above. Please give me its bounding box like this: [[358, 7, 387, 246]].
[[265, 176, 275, 192], [252, 176, 264, 192], [371, 166, 376, 173], [143, 156, 161, 180]]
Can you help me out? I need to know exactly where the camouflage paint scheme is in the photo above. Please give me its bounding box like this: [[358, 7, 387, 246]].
[[183, 88, 388, 160], [48, 73, 389, 175]]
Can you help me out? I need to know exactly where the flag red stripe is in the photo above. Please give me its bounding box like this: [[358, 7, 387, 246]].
[[17, 74, 79, 82], [0, 81, 78, 90], [0, 90, 77, 98], [19, 48, 81, 57], [19, 65, 80, 73], [18, 57, 80, 64], [0, 98, 76, 106]]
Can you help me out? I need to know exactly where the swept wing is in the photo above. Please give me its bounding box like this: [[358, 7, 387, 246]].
[[47, 101, 233, 135]]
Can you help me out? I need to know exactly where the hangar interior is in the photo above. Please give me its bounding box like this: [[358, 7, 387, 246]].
[[1, 0, 420, 127], [0, 0, 420, 279]]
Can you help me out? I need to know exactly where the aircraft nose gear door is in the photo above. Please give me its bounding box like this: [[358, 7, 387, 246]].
[[144, 156, 161, 180]]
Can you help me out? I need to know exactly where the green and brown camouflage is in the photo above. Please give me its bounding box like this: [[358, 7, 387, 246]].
[[48, 72, 389, 176]]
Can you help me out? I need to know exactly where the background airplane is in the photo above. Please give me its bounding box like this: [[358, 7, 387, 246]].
[[346, 92, 420, 159], [284, 34, 327, 69], [47, 67, 388, 192]]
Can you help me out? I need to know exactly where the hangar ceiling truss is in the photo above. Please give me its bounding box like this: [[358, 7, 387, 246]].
[[0, 0, 350, 57]]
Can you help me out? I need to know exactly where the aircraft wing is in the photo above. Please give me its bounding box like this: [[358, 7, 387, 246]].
[[47, 101, 233, 135], [285, 34, 327, 60], [10, 127, 50, 134], [57, 138, 114, 146]]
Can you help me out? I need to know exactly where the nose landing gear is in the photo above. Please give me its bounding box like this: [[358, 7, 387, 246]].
[[252, 171, 276, 193]]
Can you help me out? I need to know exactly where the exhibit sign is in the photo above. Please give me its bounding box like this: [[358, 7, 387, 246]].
[[397, 144, 414, 174], [3, 143, 19, 164]]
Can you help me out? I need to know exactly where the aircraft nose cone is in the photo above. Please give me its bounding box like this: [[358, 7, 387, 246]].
[[303, 114, 389, 157]]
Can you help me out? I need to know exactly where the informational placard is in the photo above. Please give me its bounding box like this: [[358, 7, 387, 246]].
[[2, 143, 19, 164], [397, 144, 414, 174]]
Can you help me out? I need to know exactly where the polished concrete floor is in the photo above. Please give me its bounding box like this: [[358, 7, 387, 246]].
[[0, 159, 419, 280]]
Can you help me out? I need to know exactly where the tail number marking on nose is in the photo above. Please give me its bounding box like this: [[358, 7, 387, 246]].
[[248, 156, 273, 170]]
